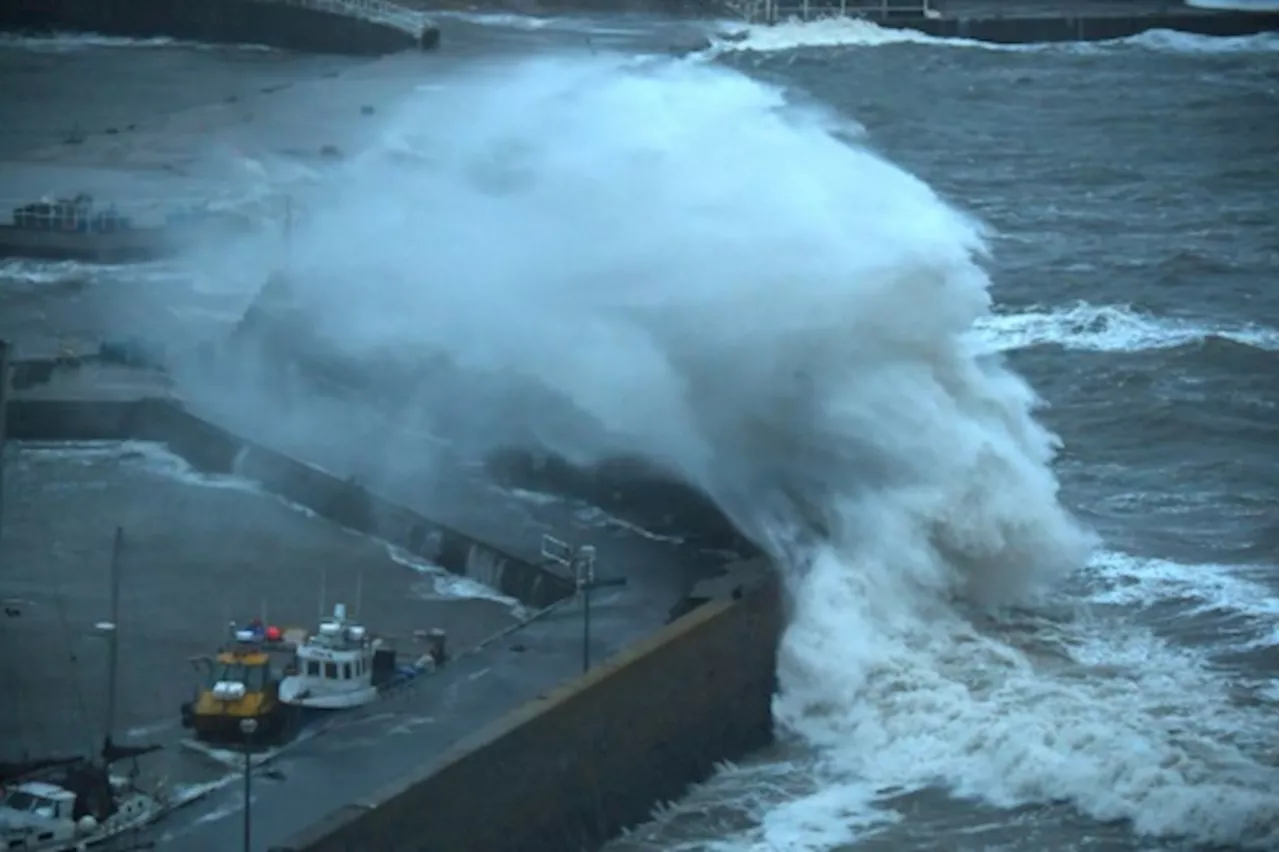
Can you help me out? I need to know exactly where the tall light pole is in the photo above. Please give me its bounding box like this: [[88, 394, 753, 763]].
[[540, 536, 627, 674], [239, 717, 258, 852]]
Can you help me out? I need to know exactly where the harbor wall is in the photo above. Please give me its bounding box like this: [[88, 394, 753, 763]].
[[4, 397, 147, 441], [905, 9, 1276, 42], [142, 401, 575, 608], [270, 559, 782, 852], [3, 392, 573, 609], [0, 0, 435, 55]]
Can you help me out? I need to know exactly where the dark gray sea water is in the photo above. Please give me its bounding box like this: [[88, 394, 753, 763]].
[[0, 16, 1275, 852]]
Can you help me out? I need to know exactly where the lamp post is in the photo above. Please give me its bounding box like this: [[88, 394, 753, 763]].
[[540, 536, 628, 674], [239, 717, 258, 852]]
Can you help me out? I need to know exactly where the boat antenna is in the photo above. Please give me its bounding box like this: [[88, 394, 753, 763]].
[[354, 571, 363, 621], [102, 526, 124, 761]]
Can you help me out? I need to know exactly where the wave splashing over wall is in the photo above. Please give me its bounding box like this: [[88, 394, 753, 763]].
[[277, 55, 1274, 848]]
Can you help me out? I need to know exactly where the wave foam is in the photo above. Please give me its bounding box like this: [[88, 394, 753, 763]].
[[776, 545, 1277, 849], [709, 18, 1278, 55], [974, 302, 1280, 353], [1083, 550, 1278, 623]]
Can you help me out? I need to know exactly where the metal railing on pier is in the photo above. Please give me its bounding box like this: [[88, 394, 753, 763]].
[[728, 0, 935, 24], [245, 0, 429, 36]]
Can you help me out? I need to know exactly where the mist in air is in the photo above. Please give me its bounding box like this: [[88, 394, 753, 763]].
[[250, 53, 1083, 595]]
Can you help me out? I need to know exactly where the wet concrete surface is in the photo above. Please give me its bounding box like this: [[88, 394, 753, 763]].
[[0, 441, 523, 800]]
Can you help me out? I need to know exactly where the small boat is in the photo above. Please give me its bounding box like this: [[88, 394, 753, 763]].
[[180, 622, 294, 743], [0, 759, 160, 852], [0, 193, 257, 263], [0, 528, 166, 850], [278, 604, 422, 710]]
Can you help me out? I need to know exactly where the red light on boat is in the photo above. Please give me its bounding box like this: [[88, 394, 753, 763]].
[[265, 625, 282, 642]]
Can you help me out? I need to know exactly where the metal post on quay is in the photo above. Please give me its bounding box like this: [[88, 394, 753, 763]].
[[239, 717, 258, 852], [541, 535, 628, 674]]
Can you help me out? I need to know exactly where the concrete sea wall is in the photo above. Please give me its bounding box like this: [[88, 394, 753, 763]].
[[737, 0, 1275, 41], [271, 559, 782, 852], [0, 0, 436, 55], [142, 401, 575, 607], [907, 9, 1277, 42], [4, 397, 148, 441], [4, 389, 572, 609]]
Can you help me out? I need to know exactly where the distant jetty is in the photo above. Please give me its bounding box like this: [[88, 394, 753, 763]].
[[742, 0, 1277, 43], [0, 195, 255, 264]]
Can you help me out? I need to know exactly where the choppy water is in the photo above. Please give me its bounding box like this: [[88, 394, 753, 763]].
[[0, 18, 1276, 852]]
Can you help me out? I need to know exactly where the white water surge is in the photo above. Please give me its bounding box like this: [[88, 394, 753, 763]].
[[244, 55, 1275, 849]]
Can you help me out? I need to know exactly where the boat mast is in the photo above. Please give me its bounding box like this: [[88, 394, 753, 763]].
[[0, 339, 9, 567], [103, 526, 123, 758]]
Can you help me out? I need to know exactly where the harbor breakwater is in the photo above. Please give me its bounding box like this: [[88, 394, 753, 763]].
[[0, 0, 438, 55], [908, 7, 1277, 43], [5, 389, 572, 609], [725, 0, 1275, 42]]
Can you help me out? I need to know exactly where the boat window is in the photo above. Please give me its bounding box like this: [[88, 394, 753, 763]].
[[343, 663, 352, 680], [0, 790, 40, 811], [306, 660, 320, 677], [324, 662, 338, 679], [207, 662, 269, 692]]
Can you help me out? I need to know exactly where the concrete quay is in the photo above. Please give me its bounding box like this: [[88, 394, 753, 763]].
[[754, 0, 1277, 41], [917, 0, 1277, 42], [0, 0, 440, 55]]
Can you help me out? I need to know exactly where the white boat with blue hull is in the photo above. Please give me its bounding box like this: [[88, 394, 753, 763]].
[[278, 604, 427, 711]]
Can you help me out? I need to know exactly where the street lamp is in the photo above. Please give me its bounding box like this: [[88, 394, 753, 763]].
[[540, 536, 628, 674], [239, 717, 258, 852]]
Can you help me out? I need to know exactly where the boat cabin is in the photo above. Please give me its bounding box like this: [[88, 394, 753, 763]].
[[0, 782, 78, 847], [1, 781, 76, 822], [203, 629, 274, 699], [296, 607, 373, 685], [278, 604, 402, 710]]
